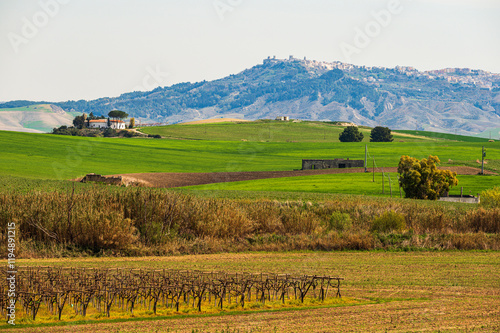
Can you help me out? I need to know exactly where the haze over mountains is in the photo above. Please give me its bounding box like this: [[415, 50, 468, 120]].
[[2, 57, 500, 135]]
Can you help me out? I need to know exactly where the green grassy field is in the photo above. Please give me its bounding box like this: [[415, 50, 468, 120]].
[[1, 130, 499, 180], [180, 173, 499, 197], [140, 121, 436, 143], [395, 129, 491, 142], [0, 104, 53, 113]]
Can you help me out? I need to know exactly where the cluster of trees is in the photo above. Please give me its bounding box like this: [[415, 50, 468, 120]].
[[72, 112, 106, 129], [52, 126, 142, 138], [54, 110, 137, 137], [338, 126, 393, 142], [71, 110, 131, 129]]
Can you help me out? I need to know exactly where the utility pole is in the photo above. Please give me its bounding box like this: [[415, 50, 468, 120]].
[[388, 174, 393, 197], [481, 146, 486, 175], [365, 145, 368, 173]]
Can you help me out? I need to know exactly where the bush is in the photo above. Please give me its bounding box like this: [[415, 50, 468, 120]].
[[398, 155, 458, 200], [103, 128, 117, 137], [480, 186, 500, 208], [371, 210, 406, 233], [328, 211, 352, 232]]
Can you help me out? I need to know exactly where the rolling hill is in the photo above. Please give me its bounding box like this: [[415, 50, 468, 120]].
[[1, 58, 500, 134], [0, 104, 80, 133]]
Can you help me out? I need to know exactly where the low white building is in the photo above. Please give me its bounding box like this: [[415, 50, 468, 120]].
[[88, 119, 126, 130], [88, 119, 107, 129]]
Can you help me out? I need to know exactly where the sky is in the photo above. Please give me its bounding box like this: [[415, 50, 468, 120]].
[[0, 0, 499, 102]]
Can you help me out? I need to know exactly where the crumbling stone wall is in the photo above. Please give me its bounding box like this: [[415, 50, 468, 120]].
[[302, 159, 364, 170], [81, 173, 122, 185]]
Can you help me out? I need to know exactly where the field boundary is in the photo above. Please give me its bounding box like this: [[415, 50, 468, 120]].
[[110, 166, 495, 188]]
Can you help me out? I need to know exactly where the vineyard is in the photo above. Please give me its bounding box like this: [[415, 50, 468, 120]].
[[0, 267, 343, 322]]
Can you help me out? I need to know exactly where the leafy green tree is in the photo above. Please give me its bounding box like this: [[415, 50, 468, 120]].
[[339, 126, 364, 142], [108, 110, 129, 120], [87, 112, 103, 120], [370, 126, 393, 142], [397, 155, 458, 200], [129, 117, 135, 129], [72, 114, 86, 129]]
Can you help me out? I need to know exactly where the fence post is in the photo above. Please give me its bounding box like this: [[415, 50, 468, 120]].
[[398, 176, 402, 198], [372, 159, 375, 182], [388, 174, 392, 197]]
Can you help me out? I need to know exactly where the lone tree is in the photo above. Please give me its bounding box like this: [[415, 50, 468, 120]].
[[398, 155, 458, 200], [129, 117, 135, 129], [339, 126, 364, 142], [370, 126, 393, 142], [108, 110, 129, 120]]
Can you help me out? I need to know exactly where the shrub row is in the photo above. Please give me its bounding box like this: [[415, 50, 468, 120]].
[[0, 187, 499, 256]]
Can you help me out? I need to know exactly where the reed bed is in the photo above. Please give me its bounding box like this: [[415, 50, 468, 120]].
[[0, 187, 499, 257]]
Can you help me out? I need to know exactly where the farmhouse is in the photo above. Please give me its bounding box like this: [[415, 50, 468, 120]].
[[88, 119, 126, 130], [275, 116, 290, 121], [302, 159, 364, 170]]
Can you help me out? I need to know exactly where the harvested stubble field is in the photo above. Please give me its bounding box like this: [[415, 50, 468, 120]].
[[115, 166, 493, 188], [4, 252, 499, 332]]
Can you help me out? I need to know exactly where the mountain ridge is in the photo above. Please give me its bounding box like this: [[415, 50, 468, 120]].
[[1, 57, 500, 134]]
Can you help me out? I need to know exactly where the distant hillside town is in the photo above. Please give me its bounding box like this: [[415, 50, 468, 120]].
[[264, 55, 500, 89]]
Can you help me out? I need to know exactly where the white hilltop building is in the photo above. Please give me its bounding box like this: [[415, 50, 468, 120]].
[[88, 119, 126, 130]]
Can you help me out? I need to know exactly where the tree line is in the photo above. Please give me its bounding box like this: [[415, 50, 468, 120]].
[[338, 125, 393, 142]]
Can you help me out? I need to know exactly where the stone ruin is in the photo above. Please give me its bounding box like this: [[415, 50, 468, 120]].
[[302, 159, 364, 170], [81, 173, 123, 185]]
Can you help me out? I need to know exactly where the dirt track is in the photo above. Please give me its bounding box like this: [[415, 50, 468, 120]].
[[114, 166, 493, 188]]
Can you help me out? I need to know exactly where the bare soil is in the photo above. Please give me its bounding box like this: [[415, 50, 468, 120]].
[[114, 166, 494, 188]]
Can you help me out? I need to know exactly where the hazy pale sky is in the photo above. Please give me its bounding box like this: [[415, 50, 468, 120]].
[[1, 0, 499, 102]]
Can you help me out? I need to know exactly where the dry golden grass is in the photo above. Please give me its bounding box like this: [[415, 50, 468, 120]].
[[3, 188, 500, 258]]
